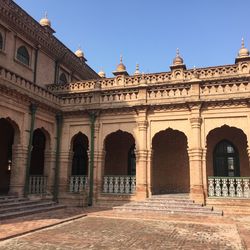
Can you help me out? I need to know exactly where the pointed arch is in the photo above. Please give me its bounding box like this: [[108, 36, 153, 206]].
[[206, 125, 249, 177], [70, 132, 89, 175], [104, 130, 136, 175], [151, 128, 190, 194]]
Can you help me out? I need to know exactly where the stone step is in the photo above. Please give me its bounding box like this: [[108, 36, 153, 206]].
[[0, 197, 29, 204], [0, 196, 19, 201], [0, 204, 65, 220], [0, 199, 50, 209], [113, 206, 222, 216], [121, 202, 206, 209], [146, 198, 194, 203], [0, 201, 61, 214]]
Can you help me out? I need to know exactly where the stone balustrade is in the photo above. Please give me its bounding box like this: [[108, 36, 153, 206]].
[[103, 175, 136, 194], [208, 177, 250, 198], [0, 66, 61, 107], [29, 175, 47, 194], [69, 175, 88, 193]]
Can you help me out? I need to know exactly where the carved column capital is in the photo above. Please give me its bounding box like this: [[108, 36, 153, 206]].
[[137, 120, 148, 131], [190, 117, 202, 128]]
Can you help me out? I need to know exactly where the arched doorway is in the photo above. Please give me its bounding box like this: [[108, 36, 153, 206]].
[[103, 130, 136, 194], [71, 133, 89, 176], [30, 129, 46, 175], [152, 128, 189, 194], [104, 130, 136, 176], [213, 140, 239, 177], [0, 118, 14, 194]]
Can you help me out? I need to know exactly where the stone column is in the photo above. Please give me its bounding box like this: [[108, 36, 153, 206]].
[[135, 110, 148, 199], [58, 150, 72, 195], [93, 122, 100, 201], [189, 116, 204, 203], [9, 144, 28, 196], [146, 148, 153, 197], [44, 150, 55, 196], [201, 147, 208, 199]]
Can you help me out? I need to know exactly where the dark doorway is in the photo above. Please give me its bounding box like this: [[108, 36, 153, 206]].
[[213, 140, 240, 177], [30, 129, 46, 175], [104, 130, 136, 175], [72, 133, 89, 175], [0, 118, 14, 194]]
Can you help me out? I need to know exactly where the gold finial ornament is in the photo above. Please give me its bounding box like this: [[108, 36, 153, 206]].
[[116, 54, 126, 71], [173, 48, 184, 65], [39, 11, 51, 27], [98, 68, 106, 78], [238, 37, 249, 57], [75, 46, 84, 58]]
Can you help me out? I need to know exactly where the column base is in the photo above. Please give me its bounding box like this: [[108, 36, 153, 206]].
[[189, 185, 205, 204], [135, 184, 148, 200]]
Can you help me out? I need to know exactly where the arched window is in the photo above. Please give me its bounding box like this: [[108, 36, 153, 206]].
[[0, 33, 3, 50], [16, 46, 29, 66], [213, 140, 240, 177], [128, 144, 136, 175], [59, 73, 67, 84]]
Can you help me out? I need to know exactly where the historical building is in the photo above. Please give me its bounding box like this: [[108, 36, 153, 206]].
[[1, 0, 250, 210]]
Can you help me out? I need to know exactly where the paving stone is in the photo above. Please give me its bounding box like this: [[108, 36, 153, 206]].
[[0, 214, 245, 250]]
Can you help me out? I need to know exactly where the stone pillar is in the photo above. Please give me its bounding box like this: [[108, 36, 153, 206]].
[[9, 144, 28, 196], [135, 110, 148, 199], [94, 150, 105, 201], [58, 150, 72, 194], [201, 147, 208, 199], [189, 116, 204, 203], [146, 148, 153, 197], [44, 150, 55, 196], [93, 122, 100, 201]]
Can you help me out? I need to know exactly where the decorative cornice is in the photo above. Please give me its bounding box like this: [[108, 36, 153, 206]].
[[1, 0, 99, 80]]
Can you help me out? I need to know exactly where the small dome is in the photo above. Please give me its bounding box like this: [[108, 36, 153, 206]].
[[98, 69, 106, 78], [75, 48, 84, 58], [39, 12, 51, 27], [238, 38, 249, 57], [116, 55, 126, 71], [173, 48, 184, 65]]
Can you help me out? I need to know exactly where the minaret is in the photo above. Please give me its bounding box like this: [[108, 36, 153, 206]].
[[134, 63, 141, 76]]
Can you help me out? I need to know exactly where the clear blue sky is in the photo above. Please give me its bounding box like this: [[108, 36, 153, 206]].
[[15, 0, 250, 77]]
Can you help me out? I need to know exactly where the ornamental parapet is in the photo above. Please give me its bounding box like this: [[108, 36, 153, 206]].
[[0, 66, 61, 110]]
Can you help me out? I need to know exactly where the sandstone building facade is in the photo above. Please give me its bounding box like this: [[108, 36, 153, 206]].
[[1, 0, 250, 208]]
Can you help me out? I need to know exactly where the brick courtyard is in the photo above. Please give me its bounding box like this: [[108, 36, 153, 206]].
[[0, 208, 249, 249]]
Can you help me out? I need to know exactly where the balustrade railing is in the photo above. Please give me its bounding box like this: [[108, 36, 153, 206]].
[[103, 175, 136, 194], [208, 177, 250, 198], [69, 175, 88, 193], [29, 175, 47, 194]]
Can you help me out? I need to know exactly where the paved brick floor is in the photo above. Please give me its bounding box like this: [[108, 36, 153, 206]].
[[0, 209, 247, 250]]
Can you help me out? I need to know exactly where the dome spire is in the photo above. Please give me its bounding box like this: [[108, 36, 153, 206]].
[[39, 11, 51, 27], [112, 55, 129, 76], [134, 63, 141, 75], [172, 48, 184, 66], [237, 37, 249, 58]]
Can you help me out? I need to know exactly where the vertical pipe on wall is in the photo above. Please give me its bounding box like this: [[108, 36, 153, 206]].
[[24, 103, 37, 196]]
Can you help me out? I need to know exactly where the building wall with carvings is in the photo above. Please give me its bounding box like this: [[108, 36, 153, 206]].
[[1, 0, 250, 206]]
